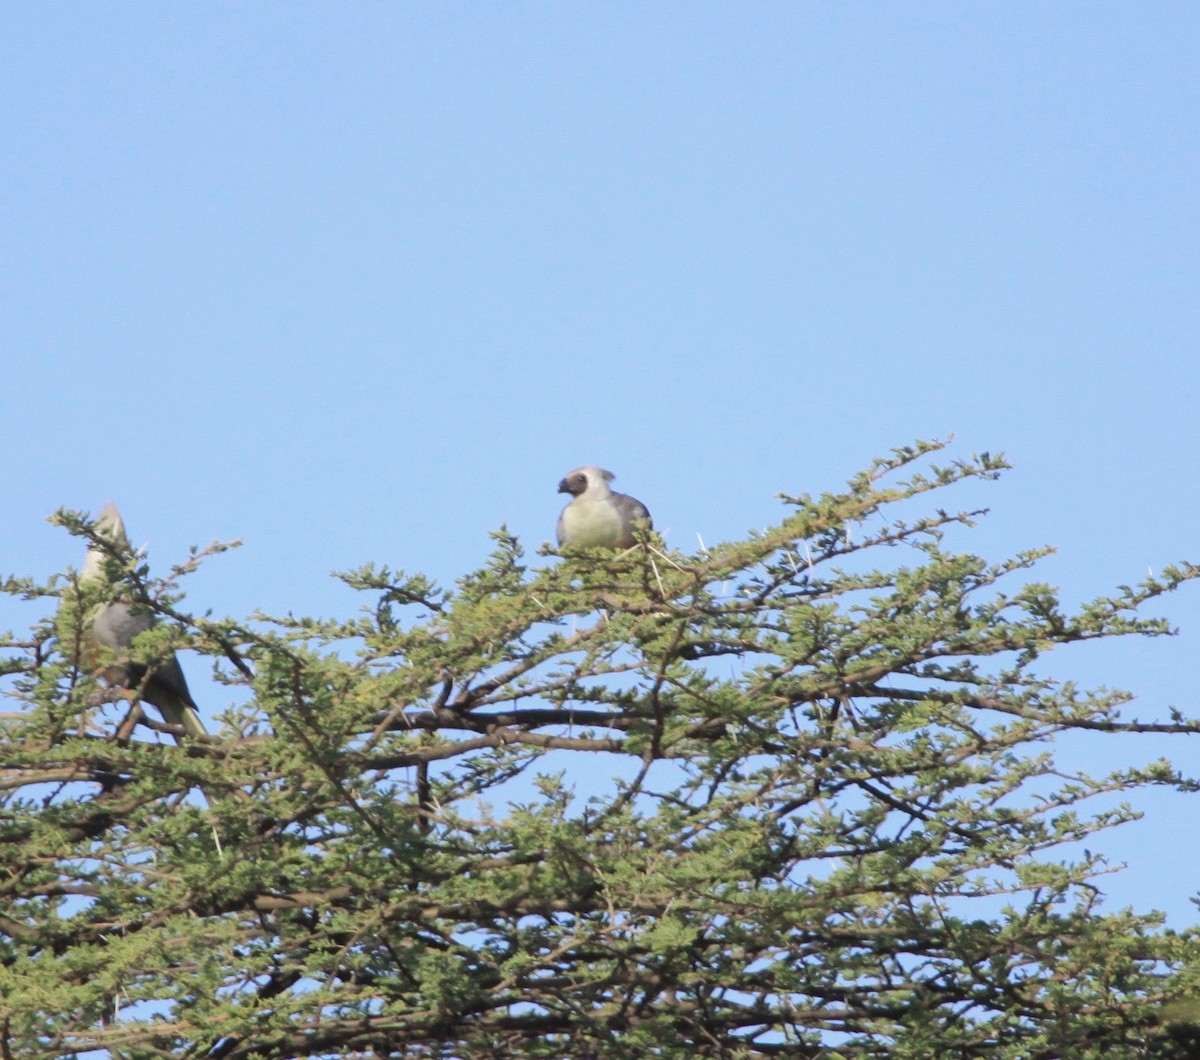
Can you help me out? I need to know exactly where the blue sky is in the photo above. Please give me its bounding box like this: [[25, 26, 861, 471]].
[[3, 6, 1198, 922]]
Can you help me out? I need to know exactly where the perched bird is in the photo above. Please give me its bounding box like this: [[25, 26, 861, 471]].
[[77, 502, 208, 741], [556, 466, 652, 549]]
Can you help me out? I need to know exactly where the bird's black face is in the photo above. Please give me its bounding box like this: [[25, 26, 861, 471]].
[[558, 472, 588, 496]]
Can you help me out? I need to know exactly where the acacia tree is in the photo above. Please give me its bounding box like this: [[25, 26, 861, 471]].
[[3, 441, 1200, 1058]]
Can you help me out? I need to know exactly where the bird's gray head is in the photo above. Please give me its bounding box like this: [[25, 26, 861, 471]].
[[81, 502, 129, 584], [557, 466, 615, 498]]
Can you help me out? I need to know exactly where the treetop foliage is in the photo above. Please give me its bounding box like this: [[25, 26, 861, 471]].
[[3, 440, 1200, 1058]]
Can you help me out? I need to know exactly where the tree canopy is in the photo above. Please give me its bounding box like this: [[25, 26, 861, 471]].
[[3, 441, 1200, 1058]]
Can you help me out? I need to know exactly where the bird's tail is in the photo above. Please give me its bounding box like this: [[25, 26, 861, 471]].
[[143, 685, 210, 744], [177, 702, 209, 742]]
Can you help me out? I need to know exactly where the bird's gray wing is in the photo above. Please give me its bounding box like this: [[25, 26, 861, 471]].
[[92, 600, 154, 650], [556, 509, 568, 546], [91, 601, 208, 741], [613, 493, 652, 546]]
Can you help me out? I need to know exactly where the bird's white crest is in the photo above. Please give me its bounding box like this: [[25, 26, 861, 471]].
[[81, 502, 129, 584], [96, 501, 126, 537]]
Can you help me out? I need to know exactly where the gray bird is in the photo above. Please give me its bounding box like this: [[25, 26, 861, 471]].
[[78, 502, 208, 741], [556, 466, 652, 549]]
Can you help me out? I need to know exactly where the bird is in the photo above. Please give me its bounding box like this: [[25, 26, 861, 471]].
[[76, 502, 208, 741], [556, 466, 652, 549]]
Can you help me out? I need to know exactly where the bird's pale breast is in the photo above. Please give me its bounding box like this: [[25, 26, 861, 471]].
[[560, 499, 625, 547]]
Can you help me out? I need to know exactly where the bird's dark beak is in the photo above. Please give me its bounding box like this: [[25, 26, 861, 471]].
[[557, 478, 570, 494]]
